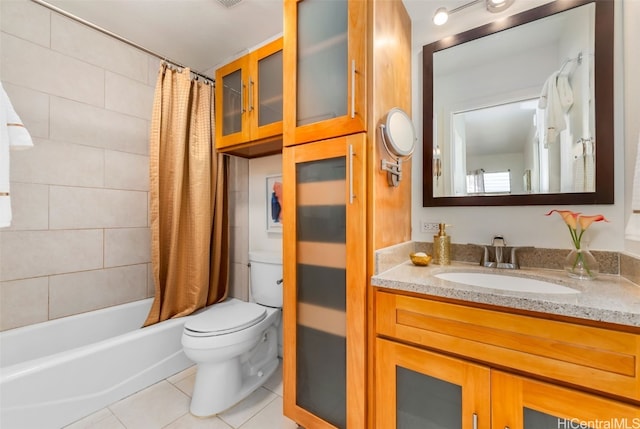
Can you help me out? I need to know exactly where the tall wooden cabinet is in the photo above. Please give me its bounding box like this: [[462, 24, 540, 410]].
[[282, 0, 413, 428], [215, 37, 283, 157], [283, 134, 366, 429]]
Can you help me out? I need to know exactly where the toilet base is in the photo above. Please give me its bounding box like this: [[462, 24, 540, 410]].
[[189, 326, 279, 417]]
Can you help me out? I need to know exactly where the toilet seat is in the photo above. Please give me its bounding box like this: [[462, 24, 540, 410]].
[[184, 300, 266, 337]]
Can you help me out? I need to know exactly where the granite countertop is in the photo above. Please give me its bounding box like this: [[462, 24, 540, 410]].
[[371, 261, 640, 328]]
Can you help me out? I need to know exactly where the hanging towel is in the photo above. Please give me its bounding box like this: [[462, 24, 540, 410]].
[[539, 71, 574, 148], [626, 133, 640, 241], [0, 82, 34, 228]]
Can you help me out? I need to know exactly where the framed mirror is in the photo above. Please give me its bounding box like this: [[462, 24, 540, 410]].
[[423, 0, 614, 206]]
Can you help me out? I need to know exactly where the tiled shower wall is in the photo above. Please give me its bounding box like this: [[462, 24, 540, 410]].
[[0, 0, 248, 332], [0, 0, 157, 331]]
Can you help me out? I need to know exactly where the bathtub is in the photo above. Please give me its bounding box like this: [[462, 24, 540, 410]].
[[0, 298, 194, 429]]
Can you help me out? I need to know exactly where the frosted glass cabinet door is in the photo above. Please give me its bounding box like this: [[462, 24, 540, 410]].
[[283, 0, 366, 146], [283, 134, 366, 429], [252, 37, 283, 141], [491, 371, 640, 429], [375, 338, 491, 429], [222, 68, 244, 137]]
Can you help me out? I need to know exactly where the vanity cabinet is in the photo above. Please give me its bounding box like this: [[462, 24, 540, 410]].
[[374, 289, 640, 429], [215, 37, 283, 157], [283, 0, 366, 146]]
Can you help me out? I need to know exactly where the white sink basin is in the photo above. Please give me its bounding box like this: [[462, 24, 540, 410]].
[[435, 272, 580, 294]]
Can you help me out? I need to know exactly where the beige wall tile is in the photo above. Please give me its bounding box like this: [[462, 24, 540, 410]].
[[231, 225, 249, 265], [147, 263, 155, 298], [2, 83, 49, 139], [5, 183, 49, 231], [49, 187, 148, 229], [51, 14, 148, 83], [0, 0, 50, 48], [0, 277, 49, 331], [1, 33, 105, 106], [49, 265, 147, 319], [105, 72, 154, 120], [230, 190, 249, 228], [11, 139, 104, 187], [230, 262, 249, 301], [104, 228, 151, 268], [229, 156, 249, 193], [0, 229, 103, 281], [105, 151, 149, 191], [50, 96, 149, 155], [148, 57, 162, 86]]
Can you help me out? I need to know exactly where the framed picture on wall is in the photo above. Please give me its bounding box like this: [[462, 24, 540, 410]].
[[266, 174, 283, 233]]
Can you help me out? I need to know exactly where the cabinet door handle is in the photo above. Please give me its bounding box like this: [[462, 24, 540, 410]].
[[349, 144, 355, 204], [241, 81, 246, 114], [351, 59, 356, 119], [473, 413, 478, 429], [249, 78, 255, 112]]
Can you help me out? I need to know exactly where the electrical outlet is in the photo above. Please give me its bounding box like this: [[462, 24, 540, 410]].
[[421, 221, 440, 233]]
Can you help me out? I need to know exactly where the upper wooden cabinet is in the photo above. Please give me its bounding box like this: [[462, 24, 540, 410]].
[[215, 37, 283, 157], [283, 0, 367, 146]]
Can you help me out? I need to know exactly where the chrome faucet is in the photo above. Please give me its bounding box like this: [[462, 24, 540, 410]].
[[481, 235, 525, 269]]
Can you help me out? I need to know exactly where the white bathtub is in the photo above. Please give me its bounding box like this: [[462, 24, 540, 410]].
[[0, 298, 194, 429]]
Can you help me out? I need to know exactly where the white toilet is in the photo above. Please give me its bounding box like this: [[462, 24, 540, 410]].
[[181, 250, 283, 417]]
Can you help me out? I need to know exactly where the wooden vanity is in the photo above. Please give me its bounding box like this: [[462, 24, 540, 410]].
[[371, 265, 640, 429]]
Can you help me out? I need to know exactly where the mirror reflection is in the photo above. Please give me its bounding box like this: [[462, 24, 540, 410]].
[[432, 2, 595, 198], [423, 0, 614, 207]]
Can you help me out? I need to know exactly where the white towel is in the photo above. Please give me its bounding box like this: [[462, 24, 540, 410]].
[[539, 71, 574, 148], [1, 82, 34, 228]]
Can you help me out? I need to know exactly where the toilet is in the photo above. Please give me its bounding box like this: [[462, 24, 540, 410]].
[[181, 250, 283, 417]]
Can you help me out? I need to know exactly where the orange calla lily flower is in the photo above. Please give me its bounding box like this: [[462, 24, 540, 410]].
[[578, 214, 609, 231], [545, 209, 580, 230], [545, 210, 608, 250]]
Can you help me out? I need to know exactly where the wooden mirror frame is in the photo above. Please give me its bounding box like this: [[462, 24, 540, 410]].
[[422, 0, 614, 207]]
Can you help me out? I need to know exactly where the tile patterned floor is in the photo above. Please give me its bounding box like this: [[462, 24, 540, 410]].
[[64, 361, 299, 429]]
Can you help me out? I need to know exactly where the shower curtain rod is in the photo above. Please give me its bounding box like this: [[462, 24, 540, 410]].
[[29, 0, 215, 84]]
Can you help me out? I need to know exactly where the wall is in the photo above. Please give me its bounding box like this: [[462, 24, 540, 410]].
[[410, 0, 629, 252], [227, 155, 282, 302], [0, 0, 158, 331]]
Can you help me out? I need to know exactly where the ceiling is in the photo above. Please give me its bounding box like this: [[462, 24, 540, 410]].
[[41, 0, 552, 76], [43, 0, 285, 73]]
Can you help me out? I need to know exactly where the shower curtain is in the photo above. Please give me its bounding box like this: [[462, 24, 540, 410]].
[[144, 64, 229, 326]]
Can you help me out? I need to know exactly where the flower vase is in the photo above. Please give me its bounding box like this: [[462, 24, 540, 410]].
[[564, 248, 599, 280]]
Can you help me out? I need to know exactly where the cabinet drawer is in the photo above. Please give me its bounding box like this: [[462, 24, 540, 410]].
[[375, 290, 640, 402]]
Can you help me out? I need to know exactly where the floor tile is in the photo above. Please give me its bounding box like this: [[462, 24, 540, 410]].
[[109, 381, 190, 429], [263, 364, 283, 396], [162, 413, 232, 429], [173, 371, 197, 398], [167, 365, 197, 385], [238, 397, 298, 429], [65, 408, 125, 429], [218, 387, 277, 429]]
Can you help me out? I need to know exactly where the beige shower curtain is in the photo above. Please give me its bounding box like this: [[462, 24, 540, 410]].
[[144, 64, 229, 326]]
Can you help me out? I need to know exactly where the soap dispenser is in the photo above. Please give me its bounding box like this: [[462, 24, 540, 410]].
[[433, 223, 451, 265]]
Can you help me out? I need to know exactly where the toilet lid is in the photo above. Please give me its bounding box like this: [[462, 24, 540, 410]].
[[184, 300, 266, 337]]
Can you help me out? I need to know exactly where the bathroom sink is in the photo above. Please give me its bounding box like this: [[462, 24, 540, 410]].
[[435, 272, 580, 294]]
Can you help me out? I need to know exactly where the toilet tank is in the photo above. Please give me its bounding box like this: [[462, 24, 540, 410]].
[[249, 251, 283, 308]]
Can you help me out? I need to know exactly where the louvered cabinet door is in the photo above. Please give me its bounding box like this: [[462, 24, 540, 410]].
[[283, 133, 366, 429]]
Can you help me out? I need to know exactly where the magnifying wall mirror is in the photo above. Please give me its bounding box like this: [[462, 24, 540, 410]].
[[381, 107, 416, 186], [423, 0, 614, 206]]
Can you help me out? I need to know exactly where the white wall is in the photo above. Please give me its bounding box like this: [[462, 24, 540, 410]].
[[410, 0, 629, 251], [249, 154, 283, 255]]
